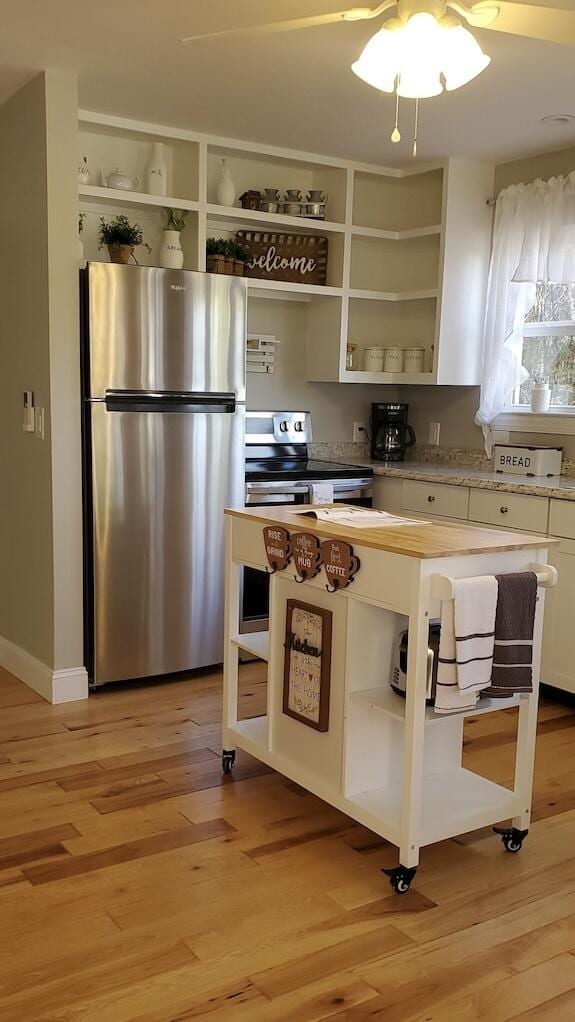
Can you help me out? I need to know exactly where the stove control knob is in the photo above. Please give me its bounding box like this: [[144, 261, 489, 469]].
[[294, 421, 303, 432], [279, 421, 289, 432]]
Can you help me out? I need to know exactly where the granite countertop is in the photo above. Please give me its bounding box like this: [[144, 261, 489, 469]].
[[329, 457, 575, 502]]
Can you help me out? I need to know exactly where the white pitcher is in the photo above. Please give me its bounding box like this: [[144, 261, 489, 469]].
[[159, 230, 184, 269], [146, 142, 168, 197]]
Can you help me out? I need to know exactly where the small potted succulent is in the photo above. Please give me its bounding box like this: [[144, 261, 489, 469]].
[[160, 208, 188, 269], [98, 214, 150, 264]]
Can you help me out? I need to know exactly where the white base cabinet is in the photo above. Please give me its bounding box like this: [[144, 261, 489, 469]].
[[374, 477, 575, 694]]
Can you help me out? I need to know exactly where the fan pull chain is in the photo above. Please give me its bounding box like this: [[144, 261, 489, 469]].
[[412, 98, 419, 158], [391, 89, 401, 143]]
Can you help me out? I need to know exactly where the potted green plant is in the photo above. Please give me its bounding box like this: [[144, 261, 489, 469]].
[[160, 208, 188, 269], [206, 237, 228, 274], [231, 239, 251, 277], [98, 214, 150, 265]]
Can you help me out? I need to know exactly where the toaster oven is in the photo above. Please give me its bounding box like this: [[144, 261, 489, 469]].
[[391, 621, 441, 704]]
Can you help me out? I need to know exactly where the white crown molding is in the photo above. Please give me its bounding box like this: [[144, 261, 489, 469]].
[[0, 636, 88, 704]]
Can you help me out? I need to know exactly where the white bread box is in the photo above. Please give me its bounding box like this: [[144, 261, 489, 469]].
[[493, 444, 563, 477]]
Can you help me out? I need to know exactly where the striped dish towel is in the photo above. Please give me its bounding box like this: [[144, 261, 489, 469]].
[[435, 575, 498, 714], [484, 572, 538, 696]]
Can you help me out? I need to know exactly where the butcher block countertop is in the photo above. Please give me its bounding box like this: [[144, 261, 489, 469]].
[[225, 506, 556, 560]]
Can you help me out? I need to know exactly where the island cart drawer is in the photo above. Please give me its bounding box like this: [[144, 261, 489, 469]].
[[469, 489, 548, 534], [548, 499, 575, 540], [401, 480, 469, 520]]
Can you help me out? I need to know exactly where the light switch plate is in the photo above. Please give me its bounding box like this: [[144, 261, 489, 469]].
[[429, 421, 440, 446], [22, 390, 34, 433]]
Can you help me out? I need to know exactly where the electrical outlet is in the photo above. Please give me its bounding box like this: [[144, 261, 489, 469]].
[[429, 421, 441, 446], [353, 421, 367, 443]]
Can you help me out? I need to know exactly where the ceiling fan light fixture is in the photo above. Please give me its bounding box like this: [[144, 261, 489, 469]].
[[442, 24, 491, 91], [351, 10, 491, 100]]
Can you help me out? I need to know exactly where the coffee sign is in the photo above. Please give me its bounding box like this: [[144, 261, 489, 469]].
[[321, 539, 360, 592], [293, 533, 322, 582], [263, 526, 292, 572]]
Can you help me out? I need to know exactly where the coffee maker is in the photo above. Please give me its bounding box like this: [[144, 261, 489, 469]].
[[370, 403, 416, 462]]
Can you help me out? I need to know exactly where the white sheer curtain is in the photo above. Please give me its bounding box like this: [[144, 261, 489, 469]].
[[475, 172, 575, 454]]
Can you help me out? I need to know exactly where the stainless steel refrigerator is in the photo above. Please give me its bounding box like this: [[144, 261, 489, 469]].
[[81, 262, 246, 686]]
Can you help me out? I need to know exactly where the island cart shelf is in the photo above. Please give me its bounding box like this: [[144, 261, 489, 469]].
[[222, 506, 557, 892]]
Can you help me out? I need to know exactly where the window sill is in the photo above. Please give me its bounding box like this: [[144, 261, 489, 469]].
[[495, 408, 575, 436]]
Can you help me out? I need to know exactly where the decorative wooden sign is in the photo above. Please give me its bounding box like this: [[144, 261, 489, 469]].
[[283, 600, 332, 732], [237, 230, 328, 285], [293, 533, 322, 583], [263, 526, 292, 572], [321, 539, 360, 592]]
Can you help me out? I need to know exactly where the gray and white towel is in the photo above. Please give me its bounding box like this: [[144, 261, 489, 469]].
[[484, 571, 538, 697], [435, 575, 498, 714]]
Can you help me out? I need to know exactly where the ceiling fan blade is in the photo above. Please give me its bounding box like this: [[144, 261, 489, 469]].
[[181, 8, 374, 43], [474, 0, 575, 45]]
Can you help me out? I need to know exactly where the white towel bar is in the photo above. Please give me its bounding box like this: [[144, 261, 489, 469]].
[[431, 563, 558, 601]]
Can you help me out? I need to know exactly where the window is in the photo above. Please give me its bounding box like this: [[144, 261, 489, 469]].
[[513, 282, 575, 408]]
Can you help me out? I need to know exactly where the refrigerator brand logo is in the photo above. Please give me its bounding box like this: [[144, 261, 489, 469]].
[[169, 284, 186, 291]]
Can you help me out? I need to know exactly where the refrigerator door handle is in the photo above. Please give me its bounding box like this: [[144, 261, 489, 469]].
[[104, 390, 237, 413]]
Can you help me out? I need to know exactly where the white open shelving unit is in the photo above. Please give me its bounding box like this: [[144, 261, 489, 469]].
[[78, 110, 494, 387]]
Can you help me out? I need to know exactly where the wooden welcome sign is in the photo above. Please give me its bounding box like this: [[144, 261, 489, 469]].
[[293, 533, 322, 582], [263, 526, 292, 572], [237, 231, 328, 285], [321, 539, 360, 592]]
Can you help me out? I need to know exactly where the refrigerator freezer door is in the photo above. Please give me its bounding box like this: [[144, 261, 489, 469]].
[[88, 402, 245, 685], [87, 263, 246, 402]]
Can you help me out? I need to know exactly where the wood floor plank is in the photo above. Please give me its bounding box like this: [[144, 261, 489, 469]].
[[22, 818, 236, 885]]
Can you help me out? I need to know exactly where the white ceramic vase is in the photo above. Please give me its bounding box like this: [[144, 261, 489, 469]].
[[146, 142, 168, 196], [216, 159, 236, 206], [531, 383, 551, 413], [159, 230, 184, 269], [78, 156, 91, 185]]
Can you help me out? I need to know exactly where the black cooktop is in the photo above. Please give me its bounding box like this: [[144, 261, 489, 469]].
[[245, 458, 373, 482]]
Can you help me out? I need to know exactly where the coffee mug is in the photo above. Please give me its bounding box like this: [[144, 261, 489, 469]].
[[321, 539, 360, 591], [263, 526, 292, 572], [293, 533, 322, 582]]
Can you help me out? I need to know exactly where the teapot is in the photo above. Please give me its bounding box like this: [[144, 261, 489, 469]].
[[102, 169, 140, 191]]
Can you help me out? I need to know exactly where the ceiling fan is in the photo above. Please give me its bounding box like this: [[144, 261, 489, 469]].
[[182, 1, 575, 155]]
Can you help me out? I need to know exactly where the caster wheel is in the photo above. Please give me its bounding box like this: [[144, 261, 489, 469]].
[[381, 865, 417, 894], [222, 749, 236, 775], [493, 826, 528, 853]]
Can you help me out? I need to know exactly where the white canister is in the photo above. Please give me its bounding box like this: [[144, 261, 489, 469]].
[[363, 347, 385, 372], [159, 230, 184, 269], [403, 347, 425, 373], [384, 347, 404, 373], [531, 383, 551, 413]]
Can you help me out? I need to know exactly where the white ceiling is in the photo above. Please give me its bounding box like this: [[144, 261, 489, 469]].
[[2, 0, 575, 166]]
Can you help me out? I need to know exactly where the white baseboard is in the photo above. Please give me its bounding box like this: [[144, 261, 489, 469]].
[[0, 636, 88, 704]]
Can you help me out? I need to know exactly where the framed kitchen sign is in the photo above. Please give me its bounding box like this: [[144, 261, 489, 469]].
[[283, 600, 332, 732], [237, 230, 328, 285]]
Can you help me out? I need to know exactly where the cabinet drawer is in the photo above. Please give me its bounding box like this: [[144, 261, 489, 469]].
[[401, 480, 469, 520], [548, 499, 575, 540], [468, 489, 548, 534]]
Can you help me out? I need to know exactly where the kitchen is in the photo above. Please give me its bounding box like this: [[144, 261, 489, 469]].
[[1, 1, 575, 1017]]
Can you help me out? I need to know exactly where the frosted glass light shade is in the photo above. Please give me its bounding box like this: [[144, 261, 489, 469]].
[[351, 12, 490, 99]]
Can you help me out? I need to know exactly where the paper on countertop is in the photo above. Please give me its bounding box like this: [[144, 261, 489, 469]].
[[293, 507, 430, 528], [309, 482, 334, 505]]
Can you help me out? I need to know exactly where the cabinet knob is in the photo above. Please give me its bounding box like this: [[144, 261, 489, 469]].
[[427, 495, 435, 503], [500, 506, 509, 514]]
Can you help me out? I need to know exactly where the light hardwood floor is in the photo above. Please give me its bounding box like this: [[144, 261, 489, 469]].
[[0, 662, 574, 1021]]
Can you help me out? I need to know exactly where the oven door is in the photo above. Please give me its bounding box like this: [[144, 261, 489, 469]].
[[242, 482, 310, 631]]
